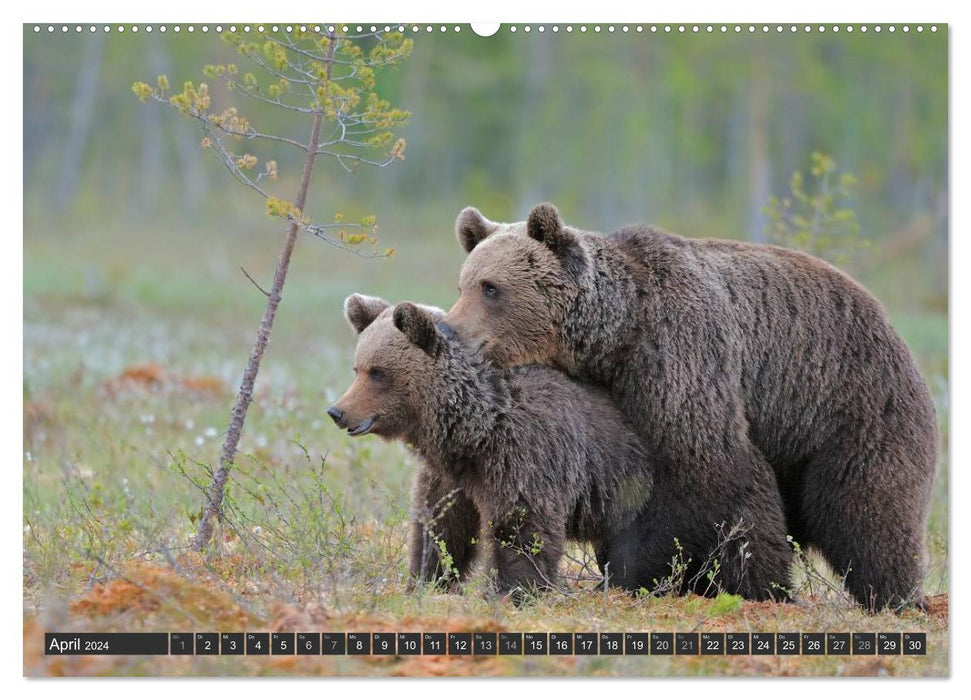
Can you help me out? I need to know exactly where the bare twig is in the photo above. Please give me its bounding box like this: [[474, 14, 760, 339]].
[[240, 266, 270, 297]]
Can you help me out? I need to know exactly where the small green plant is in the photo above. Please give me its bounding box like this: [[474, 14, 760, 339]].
[[434, 536, 459, 582], [709, 591, 743, 616], [529, 532, 544, 556], [763, 152, 868, 265], [651, 537, 691, 596]]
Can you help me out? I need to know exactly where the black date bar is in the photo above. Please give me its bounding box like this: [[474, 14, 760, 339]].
[[46, 633, 170, 655]]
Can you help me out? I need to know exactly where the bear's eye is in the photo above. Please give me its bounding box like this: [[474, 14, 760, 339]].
[[368, 368, 386, 382], [481, 282, 499, 299]]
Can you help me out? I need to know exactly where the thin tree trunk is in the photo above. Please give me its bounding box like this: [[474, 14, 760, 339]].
[[746, 45, 771, 243], [137, 42, 165, 216], [55, 33, 104, 210], [146, 36, 209, 213], [193, 111, 323, 551], [194, 32, 338, 551]]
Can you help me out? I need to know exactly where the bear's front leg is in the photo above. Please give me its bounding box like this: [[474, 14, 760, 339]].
[[407, 468, 480, 591], [487, 503, 565, 599]]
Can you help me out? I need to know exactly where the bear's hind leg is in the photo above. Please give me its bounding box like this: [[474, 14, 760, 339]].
[[689, 461, 794, 603], [798, 432, 934, 612]]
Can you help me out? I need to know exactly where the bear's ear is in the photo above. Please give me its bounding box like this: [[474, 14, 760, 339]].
[[414, 303, 446, 322], [393, 302, 442, 356], [526, 202, 575, 256], [344, 294, 390, 334], [456, 206, 497, 254]]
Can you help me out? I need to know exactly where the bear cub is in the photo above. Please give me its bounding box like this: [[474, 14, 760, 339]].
[[328, 294, 659, 596]]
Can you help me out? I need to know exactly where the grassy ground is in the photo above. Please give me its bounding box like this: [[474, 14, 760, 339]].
[[23, 217, 949, 677]]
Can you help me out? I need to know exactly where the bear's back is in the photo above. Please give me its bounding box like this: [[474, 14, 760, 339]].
[[603, 224, 935, 470]]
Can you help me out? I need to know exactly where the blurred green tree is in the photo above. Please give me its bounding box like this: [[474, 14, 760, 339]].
[[762, 152, 868, 266], [133, 25, 412, 550]]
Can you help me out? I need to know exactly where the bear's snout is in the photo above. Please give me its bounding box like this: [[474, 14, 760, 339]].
[[327, 406, 345, 427]]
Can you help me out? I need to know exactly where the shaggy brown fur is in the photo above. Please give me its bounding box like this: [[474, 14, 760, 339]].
[[329, 294, 662, 596], [443, 203, 938, 611]]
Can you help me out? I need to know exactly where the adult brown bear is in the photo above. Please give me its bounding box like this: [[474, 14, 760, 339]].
[[442, 203, 937, 611]]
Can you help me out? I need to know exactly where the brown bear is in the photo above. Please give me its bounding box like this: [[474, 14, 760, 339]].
[[328, 294, 671, 596], [442, 203, 937, 611]]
